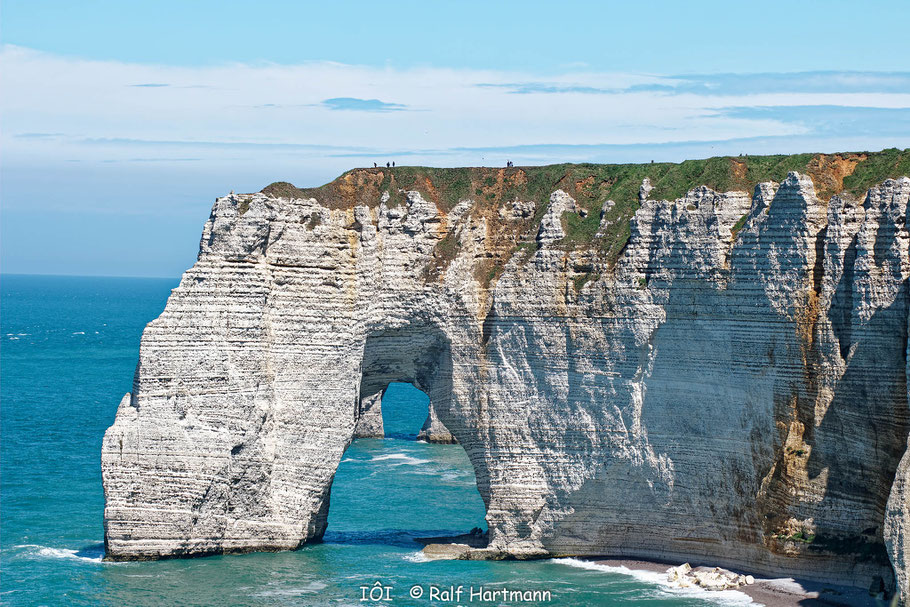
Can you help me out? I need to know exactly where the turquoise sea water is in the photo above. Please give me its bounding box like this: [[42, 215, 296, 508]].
[[0, 274, 755, 606]]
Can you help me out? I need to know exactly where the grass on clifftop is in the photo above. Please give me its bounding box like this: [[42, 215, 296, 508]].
[[261, 148, 910, 270]]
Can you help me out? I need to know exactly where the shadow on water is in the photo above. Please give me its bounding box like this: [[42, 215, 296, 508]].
[[382, 431, 421, 441], [321, 529, 469, 548]]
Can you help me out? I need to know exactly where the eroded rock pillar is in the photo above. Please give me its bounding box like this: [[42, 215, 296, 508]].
[[354, 390, 384, 438]]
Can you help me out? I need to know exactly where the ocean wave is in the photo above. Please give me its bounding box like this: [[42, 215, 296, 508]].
[[554, 558, 756, 605], [409, 467, 469, 479], [254, 581, 328, 597], [13, 543, 107, 563], [402, 550, 430, 563], [369, 453, 430, 466]]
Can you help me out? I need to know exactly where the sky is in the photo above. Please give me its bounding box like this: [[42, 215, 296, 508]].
[[2, 0, 910, 277]]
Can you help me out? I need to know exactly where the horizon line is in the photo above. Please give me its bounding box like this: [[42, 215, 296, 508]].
[[1, 272, 182, 280]]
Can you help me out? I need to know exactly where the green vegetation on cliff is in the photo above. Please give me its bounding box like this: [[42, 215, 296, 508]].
[[262, 148, 910, 271]]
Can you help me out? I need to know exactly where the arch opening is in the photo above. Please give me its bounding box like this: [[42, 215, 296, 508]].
[[354, 382, 458, 443], [379, 382, 430, 440], [323, 327, 488, 551]]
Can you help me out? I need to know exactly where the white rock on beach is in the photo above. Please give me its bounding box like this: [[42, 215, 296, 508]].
[[668, 564, 751, 591]]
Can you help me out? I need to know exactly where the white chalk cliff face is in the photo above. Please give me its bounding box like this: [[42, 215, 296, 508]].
[[102, 169, 910, 597]]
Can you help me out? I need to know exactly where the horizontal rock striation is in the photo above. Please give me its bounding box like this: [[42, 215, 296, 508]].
[[102, 154, 910, 596], [417, 402, 457, 444], [353, 390, 384, 439], [352, 388, 456, 442], [888, 434, 910, 602]]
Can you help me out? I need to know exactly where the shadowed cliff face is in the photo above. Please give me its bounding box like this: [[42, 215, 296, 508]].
[[102, 155, 910, 598]]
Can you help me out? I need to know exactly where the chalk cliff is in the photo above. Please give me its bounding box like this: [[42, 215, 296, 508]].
[[102, 151, 910, 598], [417, 402, 457, 444]]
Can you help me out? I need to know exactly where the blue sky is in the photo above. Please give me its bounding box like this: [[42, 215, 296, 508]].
[[2, 0, 910, 277]]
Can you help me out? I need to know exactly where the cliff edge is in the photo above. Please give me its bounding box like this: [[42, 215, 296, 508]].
[[102, 150, 910, 599]]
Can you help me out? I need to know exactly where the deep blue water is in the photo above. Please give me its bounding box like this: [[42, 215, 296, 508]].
[[0, 274, 753, 606]]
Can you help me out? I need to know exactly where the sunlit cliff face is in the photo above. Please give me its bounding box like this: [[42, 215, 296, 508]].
[[101, 159, 909, 600]]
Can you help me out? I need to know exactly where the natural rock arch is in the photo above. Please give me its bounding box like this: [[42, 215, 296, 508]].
[[354, 385, 458, 444], [102, 190, 498, 561], [325, 322, 488, 542], [353, 327, 459, 444], [101, 165, 910, 601]]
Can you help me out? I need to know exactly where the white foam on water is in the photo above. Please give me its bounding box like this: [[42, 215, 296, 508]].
[[402, 550, 430, 563], [72, 331, 86, 335], [370, 453, 430, 466], [13, 544, 106, 564], [403, 465, 442, 475], [554, 558, 759, 606], [254, 581, 328, 597]]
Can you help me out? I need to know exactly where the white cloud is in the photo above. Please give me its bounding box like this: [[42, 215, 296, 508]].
[[2, 44, 909, 180]]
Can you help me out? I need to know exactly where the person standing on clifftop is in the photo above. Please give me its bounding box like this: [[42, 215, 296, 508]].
[[392, 161, 395, 167], [386, 162, 390, 168]]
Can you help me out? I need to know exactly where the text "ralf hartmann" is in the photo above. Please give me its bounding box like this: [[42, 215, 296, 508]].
[[429, 585, 552, 602]]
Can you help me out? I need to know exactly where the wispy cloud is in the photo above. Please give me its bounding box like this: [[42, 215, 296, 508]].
[[484, 71, 910, 97], [14, 132, 64, 139], [712, 105, 910, 136], [2, 45, 908, 178], [653, 72, 910, 96], [77, 136, 375, 152], [126, 157, 201, 162], [478, 83, 619, 95], [321, 97, 408, 112]]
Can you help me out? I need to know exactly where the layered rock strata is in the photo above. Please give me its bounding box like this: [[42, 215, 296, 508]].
[[352, 389, 456, 442], [102, 164, 910, 597], [353, 391, 384, 439], [888, 435, 910, 601], [417, 403, 457, 443]]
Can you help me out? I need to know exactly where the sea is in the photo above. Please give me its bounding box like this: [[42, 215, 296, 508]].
[[0, 274, 757, 606]]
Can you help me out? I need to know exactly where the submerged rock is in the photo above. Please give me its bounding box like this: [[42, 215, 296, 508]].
[[422, 543, 473, 560], [418, 527, 489, 559]]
